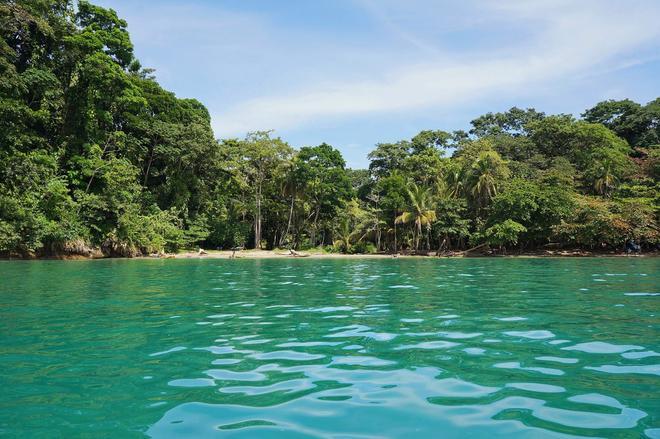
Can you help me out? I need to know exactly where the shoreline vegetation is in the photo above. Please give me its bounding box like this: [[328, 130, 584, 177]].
[[175, 249, 660, 259], [4, 248, 658, 261], [1, 2, 658, 260]]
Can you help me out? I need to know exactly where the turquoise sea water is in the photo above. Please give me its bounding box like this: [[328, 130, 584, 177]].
[[0, 258, 658, 438]]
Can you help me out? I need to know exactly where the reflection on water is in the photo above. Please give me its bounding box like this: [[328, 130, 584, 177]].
[[0, 258, 658, 438]]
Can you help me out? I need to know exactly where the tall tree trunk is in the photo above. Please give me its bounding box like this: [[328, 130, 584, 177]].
[[280, 193, 295, 248], [310, 207, 320, 247], [393, 211, 397, 254], [437, 236, 448, 255], [254, 181, 262, 249], [143, 144, 155, 187], [85, 142, 111, 193]]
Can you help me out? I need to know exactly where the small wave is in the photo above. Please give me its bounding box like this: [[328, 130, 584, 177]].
[[562, 342, 644, 354]]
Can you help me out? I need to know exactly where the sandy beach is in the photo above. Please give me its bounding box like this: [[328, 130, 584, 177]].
[[175, 249, 395, 259], [172, 249, 655, 260]]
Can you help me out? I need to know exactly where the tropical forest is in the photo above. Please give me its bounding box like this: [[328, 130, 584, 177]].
[[1, 1, 658, 258]]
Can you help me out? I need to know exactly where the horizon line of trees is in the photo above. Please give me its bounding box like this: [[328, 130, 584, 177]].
[[1, 0, 658, 257]]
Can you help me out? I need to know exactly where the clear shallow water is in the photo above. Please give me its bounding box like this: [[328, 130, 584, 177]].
[[0, 258, 658, 438]]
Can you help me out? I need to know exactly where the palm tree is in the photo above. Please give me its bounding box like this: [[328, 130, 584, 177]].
[[333, 217, 362, 253], [352, 209, 387, 252], [445, 168, 464, 199], [593, 162, 617, 197], [395, 183, 437, 251], [434, 178, 453, 201], [466, 151, 509, 209]]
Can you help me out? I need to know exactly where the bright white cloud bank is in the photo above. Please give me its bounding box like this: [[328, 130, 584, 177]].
[[213, 0, 660, 137]]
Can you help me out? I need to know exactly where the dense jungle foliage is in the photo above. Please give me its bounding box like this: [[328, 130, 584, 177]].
[[1, 1, 658, 257]]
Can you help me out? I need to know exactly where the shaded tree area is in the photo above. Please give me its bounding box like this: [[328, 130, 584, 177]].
[[1, 1, 658, 257]]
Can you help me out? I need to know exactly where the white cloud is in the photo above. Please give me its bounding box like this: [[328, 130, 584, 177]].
[[212, 0, 660, 137]]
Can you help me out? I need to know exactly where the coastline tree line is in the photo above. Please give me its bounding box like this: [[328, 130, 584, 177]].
[[1, 1, 658, 257]]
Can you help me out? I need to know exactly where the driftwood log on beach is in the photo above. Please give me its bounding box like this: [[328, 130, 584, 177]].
[[436, 243, 490, 257], [289, 249, 310, 258]]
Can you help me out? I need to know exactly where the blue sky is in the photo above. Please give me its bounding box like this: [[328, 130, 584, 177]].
[[96, 0, 660, 168]]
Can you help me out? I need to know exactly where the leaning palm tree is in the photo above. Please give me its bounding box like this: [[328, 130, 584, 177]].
[[593, 162, 617, 197], [395, 183, 437, 251]]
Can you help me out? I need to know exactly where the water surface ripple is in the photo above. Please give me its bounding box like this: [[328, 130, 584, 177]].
[[0, 258, 658, 438]]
